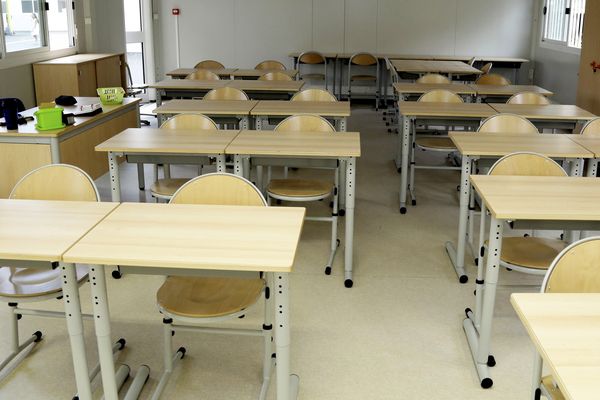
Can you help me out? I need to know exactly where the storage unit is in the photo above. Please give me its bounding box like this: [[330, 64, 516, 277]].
[[33, 54, 126, 104]]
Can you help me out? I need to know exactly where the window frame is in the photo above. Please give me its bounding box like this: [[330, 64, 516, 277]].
[[540, 0, 586, 54]]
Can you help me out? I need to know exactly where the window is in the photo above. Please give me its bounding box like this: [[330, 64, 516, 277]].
[[542, 0, 586, 50]]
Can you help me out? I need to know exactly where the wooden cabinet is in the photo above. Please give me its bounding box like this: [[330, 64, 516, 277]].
[[576, 1, 600, 114], [33, 54, 126, 104]]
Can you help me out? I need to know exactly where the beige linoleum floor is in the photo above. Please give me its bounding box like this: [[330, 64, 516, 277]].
[[0, 105, 548, 399]]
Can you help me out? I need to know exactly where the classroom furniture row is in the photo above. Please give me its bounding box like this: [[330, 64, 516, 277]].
[[166, 67, 298, 80]]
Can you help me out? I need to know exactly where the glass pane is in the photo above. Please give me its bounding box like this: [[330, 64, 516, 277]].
[[126, 42, 145, 84], [544, 0, 567, 42], [2, 0, 43, 52], [567, 0, 586, 48], [124, 0, 141, 32], [47, 0, 70, 50]]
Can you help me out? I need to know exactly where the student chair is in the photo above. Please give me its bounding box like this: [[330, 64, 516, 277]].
[[296, 51, 328, 89], [478, 113, 539, 133], [0, 164, 125, 383], [348, 52, 379, 110], [186, 70, 220, 81], [531, 236, 600, 400], [153, 173, 274, 400], [507, 92, 551, 105], [480, 62, 493, 75], [258, 72, 293, 81], [416, 74, 451, 84], [383, 57, 400, 133], [580, 116, 600, 136], [203, 87, 249, 129], [475, 73, 511, 86], [291, 88, 337, 102], [255, 60, 286, 70], [266, 115, 340, 275], [150, 114, 219, 202], [194, 60, 225, 69]]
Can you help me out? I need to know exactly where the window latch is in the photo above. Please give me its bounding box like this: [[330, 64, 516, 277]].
[[565, 7, 571, 15], [45, 2, 50, 11]]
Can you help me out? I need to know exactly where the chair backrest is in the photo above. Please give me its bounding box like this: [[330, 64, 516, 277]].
[[258, 72, 293, 81], [194, 60, 225, 69], [416, 74, 451, 84], [186, 70, 220, 81], [580, 117, 600, 136], [542, 237, 600, 293], [488, 152, 567, 177], [475, 73, 510, 85], [291, 89, 337, 102], [10, 164, 99, 201], [350, 52, 378, 66], [478, 114, 539, 134], [467, 57, 476, 66], [160, 113, 219, 130], [255, 60, 286, 70], [203, 87, 249, 101], [418, 89, 463, 103], [507, 92, 551, 105], [275, 114, 335, 132], [297, 51, 325, 65], [170, 173, 266, 206], [480, 62, 493, 74]]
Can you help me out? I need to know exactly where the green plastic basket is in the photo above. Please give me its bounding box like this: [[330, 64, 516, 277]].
[[34, 107, 65, 131], [97, 87, 125, 105]]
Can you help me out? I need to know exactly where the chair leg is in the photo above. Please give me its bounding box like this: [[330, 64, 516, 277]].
[[325, 169, 340, 275], [0, 303, 43, 380], [152, 318, 185, 400]]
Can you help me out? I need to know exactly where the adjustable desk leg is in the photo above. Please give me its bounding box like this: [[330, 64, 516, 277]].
[[398, 115, 411, 214], [108, 152, 121, 202], [344, 157, 356, 288], [274, 273, 298, 400]]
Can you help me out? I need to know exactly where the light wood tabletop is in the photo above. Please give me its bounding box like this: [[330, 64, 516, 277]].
[[149, 79, 228, 90], [449, 132, 594, 158], [250, 100, 351, 117], [95, 127, 240, 154], [226, 130, 361, 158], [568, 136, 600, 157], [153, 99, 259, 115], [388, 55, 529, 63], [231, 69, 298, 78], [288, 52, 337, 58], [398, 102, 496, 118], [392, 83, 476, 95], [470, 175, 600, 221], [490, 104, 596, 120], [226, 80, 304, 92], [0, 199, 118, 262], [468, 84, 553, 96], [511, 293, 600, 400], [391, 59, 482, 75], [165, 68, 238, 78], [62, 202, 306, 272]]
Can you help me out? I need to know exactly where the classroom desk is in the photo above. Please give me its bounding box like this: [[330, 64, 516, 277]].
[[153, 99, 259, 127], [0, 97, 140, 197], [468, 84, 553, 102], [62, 202, 305, 400], [226, 80, 305, 100], [165, 68, 238, 79], [511, 293, 600, 400], [396, 102, 496, 213], [250, 100, 351, 131], [568, 136, 600, 176], [150, 79, 228, 106], [0, 199, 119, 400], [391, 60, 483, 76], [229, 69, 298, 79], [490, 104, 596, 131], [392, 83, 476, 99], [226, 130, 361, 288], [95, 128, 238, 201], [465, 175, 600, 389], [446, 132, 593, 283]]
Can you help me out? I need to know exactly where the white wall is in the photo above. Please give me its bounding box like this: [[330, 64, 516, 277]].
[[155, 0, 535, 75]]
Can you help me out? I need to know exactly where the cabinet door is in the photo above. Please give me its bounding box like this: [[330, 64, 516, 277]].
[[96, 56, 123, 88], [576, 1, 600, 114], [77, 62, 98, 96], [33, 64, 80, 103]]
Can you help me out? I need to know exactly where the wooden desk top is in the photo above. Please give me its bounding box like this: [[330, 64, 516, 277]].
[[568, 136, 600, 157], [391, 59, 482, 75], [0, 97, 140, 138], [63, 202, 306, 272], [34, 53, 122, 65], [154, 99, 259, 115], [490, 104, 596, 121], [511, 293, 600, 400], [389, 55, 529, 63], [0, 199, 118, 262], [398, 102, 496, 118], [150, 79, 228, 90], [470, 175, 600, 221], [288, 52, 338, 58], [95, 127, 239, 154], [250, 100, 351, 117], [231, 69, 298, 78], [226, 80, 304, 92], [226, 130, 361, 158], [392, 83, 476, 95], [165, 68, 238, 78], [468, 85, 553, 96], [449, 132, 593, 158]]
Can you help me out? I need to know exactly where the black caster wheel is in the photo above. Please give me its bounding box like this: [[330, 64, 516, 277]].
[[339, 209, 346, 217], [344, 279, 353, 288], [487, 355, 496, 367], [33, 331, 43, 342], [411, 199, 416, 206], [400, 207, 407, 214], [238, 314, 246, 319], [480, 378, 493, 389], [464, 307, 472, 318], [116, 338, 126, 350], [111, 269, 122, 279], [73, 397, 79, 400], [324, 266, 332, 275], [178, 347, 187, 359], [534, 389, 542, 400], [459, 275, 468, 284]]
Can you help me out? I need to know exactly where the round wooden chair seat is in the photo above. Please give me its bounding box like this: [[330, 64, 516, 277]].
[[0, 266, 88, 298], [301, 73, 325, 80], [350, 75, 377, 81], [416, 137, 456, 150], [156, 276, 264, 318], [150, 178, 191, 197], [541, 375, 565, 400], [267, 179, 333, 198], [501, 237, 567, 270]]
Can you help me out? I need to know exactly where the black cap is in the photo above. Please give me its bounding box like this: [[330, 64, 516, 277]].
[[55, 95, 77, 106]]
